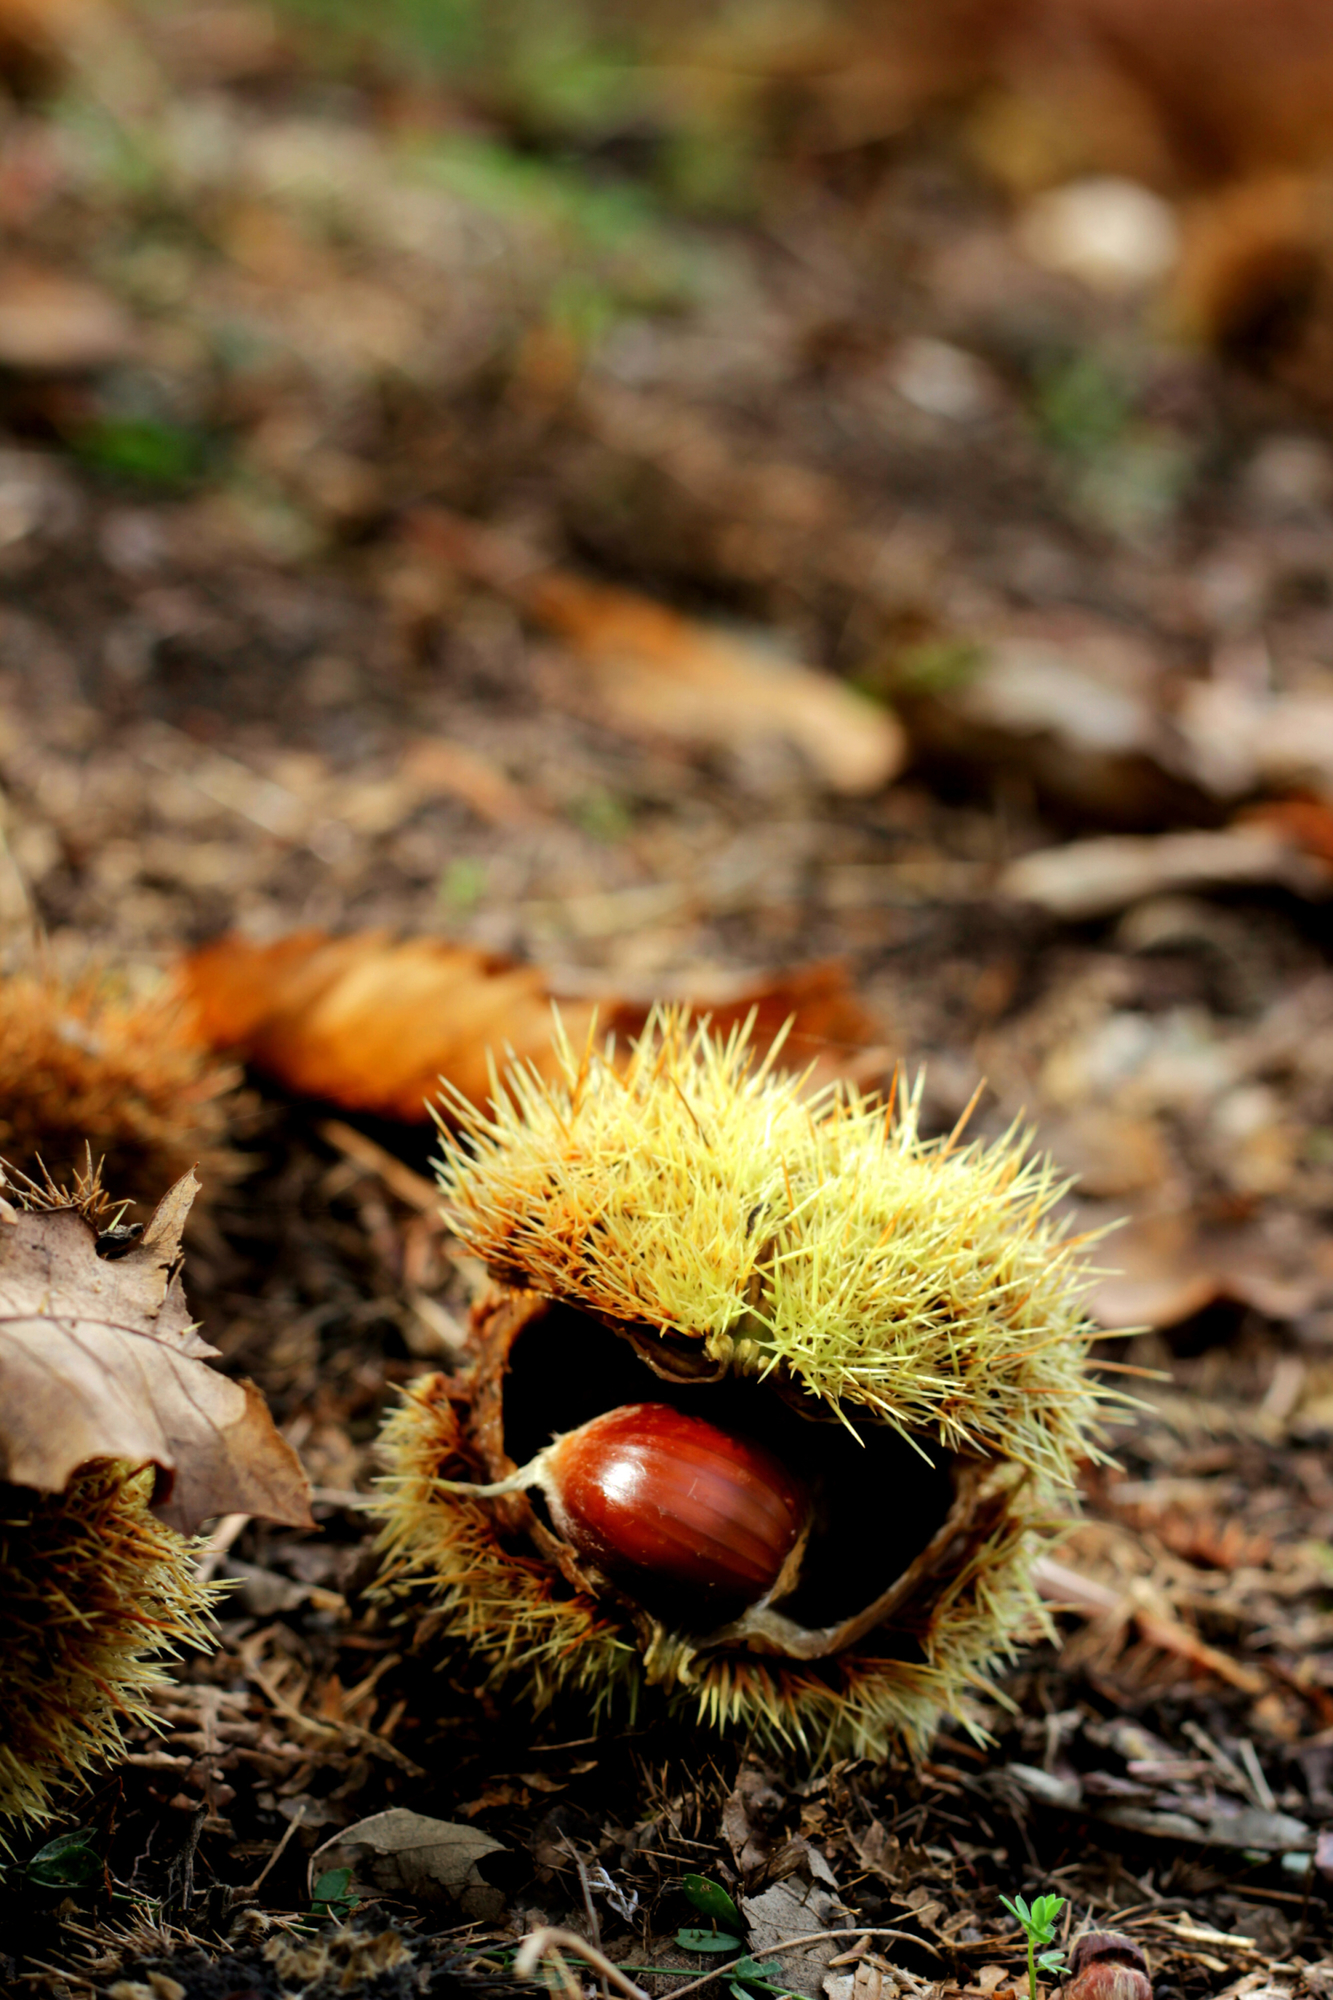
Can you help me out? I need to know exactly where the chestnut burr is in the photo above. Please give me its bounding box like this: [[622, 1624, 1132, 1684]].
[[372, 1008, 1106, 1757]]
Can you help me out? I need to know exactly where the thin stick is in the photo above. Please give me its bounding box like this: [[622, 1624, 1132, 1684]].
[[196, 1511, 250, 1583], [550, 1945, 583, 2000], [249, 1802, 306, 1893], [569, 1844, 609, 2000], [516, 1928, 651, 2000], [319, 1118, 441, 1213]]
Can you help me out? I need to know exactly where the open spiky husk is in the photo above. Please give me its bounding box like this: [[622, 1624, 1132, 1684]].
[[374, 1010, 1107, 1758], [376, 1373, 1062, 1758], [0, 1460, 220, 1838]]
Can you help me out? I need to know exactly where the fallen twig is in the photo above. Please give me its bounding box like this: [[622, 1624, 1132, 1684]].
[[515, 1927, 651, 2000]]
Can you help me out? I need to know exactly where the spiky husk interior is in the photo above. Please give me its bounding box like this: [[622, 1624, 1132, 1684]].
[[374, 1376, 1056, 1759], [0, 1460, 220, 1838], [441, 1011, 1101, 1492], [0, 971, 236, 1207]]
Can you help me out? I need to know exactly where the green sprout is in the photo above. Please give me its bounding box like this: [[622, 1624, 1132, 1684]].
[[310, 1865, 359, 1922], [677, 1871, 744, 1954], [999, 1892, 1067, 2000]]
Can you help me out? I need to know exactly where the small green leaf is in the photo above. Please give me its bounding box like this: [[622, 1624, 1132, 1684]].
[[71, 417, 207, 489], [677, 1930, 744, 1953], [731, 1962, 782, 1983], [999, 1894, 1031, 1928], [310, 1864, 359, 1918], [1037, 1953, 1067, 1976], [683, 1875, 744, 1932], [27, 1828, 102, 1889]]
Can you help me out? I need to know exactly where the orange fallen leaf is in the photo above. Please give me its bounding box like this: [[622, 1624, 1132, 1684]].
[[1172, 173, 1321, 353], [0, 1168, 312, 1532], [176, 930, 886, 1123], [407, 508, 905, 796], [179, 932, 566, 1120]]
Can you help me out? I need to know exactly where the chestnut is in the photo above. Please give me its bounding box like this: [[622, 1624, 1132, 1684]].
[[433, 1401, 810, 1620], [373, 1011, 1104, 1756]]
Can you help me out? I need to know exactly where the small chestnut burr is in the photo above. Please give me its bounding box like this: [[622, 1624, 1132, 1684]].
[[1064, 1934, 1152, 2000]]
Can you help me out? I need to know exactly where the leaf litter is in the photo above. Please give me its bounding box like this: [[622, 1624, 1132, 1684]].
[[0, 0, 1332, 1995]]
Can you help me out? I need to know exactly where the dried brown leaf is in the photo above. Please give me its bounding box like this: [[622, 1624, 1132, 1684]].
[[317, 1808, 508, 1914], [175, 930, 886, 1122], [178, 931, 578, 1120], [408, 508, 905, 795], [0, 1170, 312, 1532], [1086, 1209, 1325, 1331], [399, 737, 543, 827], [0, 0, 115, 89]]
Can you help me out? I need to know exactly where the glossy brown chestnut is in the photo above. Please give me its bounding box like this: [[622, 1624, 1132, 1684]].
[[543, 1403, 807, 1608], [1063, 1934, 1151, 2000]]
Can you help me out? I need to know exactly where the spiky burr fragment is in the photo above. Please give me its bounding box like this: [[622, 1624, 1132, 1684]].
[[0, 970, 236, 1209], [0, 1460, 219, 1836], [0, 1162, 309, 1840], [374, 1012, 1107, 1757]]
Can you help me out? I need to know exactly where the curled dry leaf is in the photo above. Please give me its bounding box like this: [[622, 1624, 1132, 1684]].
[[407, 508, 905, 795], [0, 1169, 312, 1532], [315, 1809, 508, 1917], [175, 929, 886, 1122]]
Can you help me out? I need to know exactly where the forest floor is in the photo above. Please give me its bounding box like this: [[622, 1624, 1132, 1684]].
[[1, 3, 1332, 1995]]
